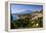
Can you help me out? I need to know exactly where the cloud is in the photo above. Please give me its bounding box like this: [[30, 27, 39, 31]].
[[11, 8, 42, 14], [11, 8, 33, 14]]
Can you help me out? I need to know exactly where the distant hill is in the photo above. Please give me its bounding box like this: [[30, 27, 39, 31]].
[[11, 9, 43, 21], [18, 9, 43, 20]]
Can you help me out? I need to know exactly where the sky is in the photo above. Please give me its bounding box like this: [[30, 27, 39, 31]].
[[10, 4, 43, 14]]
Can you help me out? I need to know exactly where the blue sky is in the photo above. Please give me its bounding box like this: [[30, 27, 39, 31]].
[[10, 4, 43, 14]]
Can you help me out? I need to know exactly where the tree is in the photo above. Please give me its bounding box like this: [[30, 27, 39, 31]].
[[11, 14, 13, 21]]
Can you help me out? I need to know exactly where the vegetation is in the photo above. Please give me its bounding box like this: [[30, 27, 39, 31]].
[[11, 10, 43, 29]]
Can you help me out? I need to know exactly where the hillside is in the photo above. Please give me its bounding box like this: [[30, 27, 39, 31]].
[[11, 10, 43, 29]]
